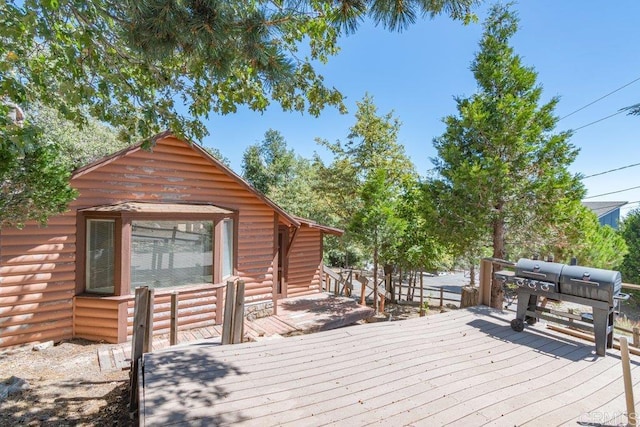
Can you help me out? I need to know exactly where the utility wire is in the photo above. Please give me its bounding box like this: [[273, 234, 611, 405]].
[[572, 110, 626, 132], [559, 75, 640, 121], [582, 162, 640, 179], [584, 185, 640, 199]]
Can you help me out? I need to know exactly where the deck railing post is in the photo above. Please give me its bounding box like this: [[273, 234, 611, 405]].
[[143, 289, 155, 353], [439, 287, 444, 308], [419, 271, 425, 317], [222, 279, 236, 345], [634, 327, 640, 348], [232, 280, 246, 344], [129, 286, 151, 415], [170, 291, 179, 346], [620, 337, 637, 426]]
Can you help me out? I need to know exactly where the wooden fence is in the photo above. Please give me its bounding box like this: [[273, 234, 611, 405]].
[[323, 266, 463, 311]]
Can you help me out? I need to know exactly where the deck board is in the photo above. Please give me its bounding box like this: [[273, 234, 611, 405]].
[[140, 306, 640, 426]]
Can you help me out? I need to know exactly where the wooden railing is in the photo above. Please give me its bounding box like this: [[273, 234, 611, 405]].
[[128, 278, 244, 418]]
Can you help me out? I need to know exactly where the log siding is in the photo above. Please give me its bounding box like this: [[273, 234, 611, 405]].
[[1, 135, 340, 347]]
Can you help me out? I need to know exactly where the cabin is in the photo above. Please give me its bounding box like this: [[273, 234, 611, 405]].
[[0, 132, 342, 347]]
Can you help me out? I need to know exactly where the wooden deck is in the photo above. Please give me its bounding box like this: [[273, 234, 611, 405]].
[[140, 305, 640, 426], [98, 293, 373, 371]]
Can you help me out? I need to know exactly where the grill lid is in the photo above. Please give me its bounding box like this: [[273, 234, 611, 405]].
[[515, 258, 564, 284]]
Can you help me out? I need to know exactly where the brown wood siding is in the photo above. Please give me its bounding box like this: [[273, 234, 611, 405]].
[[125, 286, 222, 340], [73, 297, 124, 343], [0, 212, 76, 347], [287, 226, 323, 297], [0, 136, 278, 346]]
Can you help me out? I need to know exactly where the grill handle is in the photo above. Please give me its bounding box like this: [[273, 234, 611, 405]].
[[522, 271, 547, 278], [569, 278, 599, 286], [615, 293, 630, 302]]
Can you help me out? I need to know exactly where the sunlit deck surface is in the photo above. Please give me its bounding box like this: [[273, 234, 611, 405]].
[[140, 306, 640, 426]]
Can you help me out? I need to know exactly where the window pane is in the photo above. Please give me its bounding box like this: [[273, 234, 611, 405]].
[[131, 220, 213, 291], [221, 219, 234, 279], [86, 219, 115, 294]]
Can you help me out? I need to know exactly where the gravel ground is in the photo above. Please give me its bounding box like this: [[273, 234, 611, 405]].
[[0, 340, 131, 426]]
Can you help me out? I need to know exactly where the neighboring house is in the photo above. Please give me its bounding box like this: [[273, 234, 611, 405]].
[[582, 201, 628, 229], [0, 132, 342, 347]]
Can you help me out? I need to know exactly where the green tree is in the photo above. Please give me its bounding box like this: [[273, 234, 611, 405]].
[[620, 209, 640, 284], [0, 103, 127, 228], [2, 0, 477, 147], [350, 169, 406, 312], [428, 3, 585, 308], [242, 129, 297, 195], [1, 0, 477, 227], [0, 132, 76, 228], [28, 104, 128, 170], [319, 95, 417, 308]]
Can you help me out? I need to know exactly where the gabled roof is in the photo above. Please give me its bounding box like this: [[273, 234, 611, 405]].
[[582, 201, 628, 218], [71, 130, 301, 227]]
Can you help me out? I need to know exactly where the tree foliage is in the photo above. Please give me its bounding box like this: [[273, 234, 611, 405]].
[[28, 104, 128, 170], [318, 95, 420, 305], [0, 130, 76, 228], [620, 209, 640, 284], [242, 129, 297, 195], [1, 0, 477, 148], [427, 3, 585, 307], [1, 0, 477, 227]]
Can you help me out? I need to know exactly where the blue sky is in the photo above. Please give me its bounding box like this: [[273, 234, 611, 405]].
[[201, 1, 640, 217]]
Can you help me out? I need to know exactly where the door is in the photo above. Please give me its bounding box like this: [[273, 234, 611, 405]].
[[277, 226, 288, 298]]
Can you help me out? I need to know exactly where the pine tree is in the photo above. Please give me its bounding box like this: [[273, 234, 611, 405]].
[[428, 3, 585, 308], [620, 209, 640, 284]]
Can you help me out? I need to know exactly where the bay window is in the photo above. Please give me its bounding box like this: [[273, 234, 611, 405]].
[[79, 203, 236, 296]]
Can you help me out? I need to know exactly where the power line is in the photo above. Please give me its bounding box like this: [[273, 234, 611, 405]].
[[559, 75, 640, 121], [582, 162, 640, 179], [571, 110, 626, 132], [584, 185, 640, 199]]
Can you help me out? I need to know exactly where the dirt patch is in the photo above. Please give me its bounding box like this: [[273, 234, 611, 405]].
[[0, 340, 131, 426]]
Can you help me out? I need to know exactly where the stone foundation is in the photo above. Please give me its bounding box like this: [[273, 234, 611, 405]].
[[244, 301, 274, 321]]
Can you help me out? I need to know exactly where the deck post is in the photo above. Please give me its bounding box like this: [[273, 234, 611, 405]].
[[439, 287, 444, 308], [620, 337, 637, 426], [232, 280, 246, 344], [479, 259, 493, 306], [129, 286, 150, 414], [634, 327, 640, 348], [170, 291, 179, 346], [419, 271, 425, 316], [143, 289, 155, 353], [222, 279, 236, 345]]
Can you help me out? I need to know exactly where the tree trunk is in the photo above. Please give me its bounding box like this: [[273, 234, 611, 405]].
[[491, 217, 506, 309], [398, 265, 402, 301], [384, 264, 395, 303], [469, 262, 476, 286]]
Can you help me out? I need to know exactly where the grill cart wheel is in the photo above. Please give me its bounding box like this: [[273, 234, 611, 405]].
[[511, 318, 525, 332], [526, 317, 537, 325]]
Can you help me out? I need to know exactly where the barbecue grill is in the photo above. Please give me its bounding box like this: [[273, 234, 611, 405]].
[[495, 258, 627, 356]]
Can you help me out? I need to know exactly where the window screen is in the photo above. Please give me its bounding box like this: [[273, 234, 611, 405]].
[[130, 220, 213, 290], [86, 219, 115, 294]]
